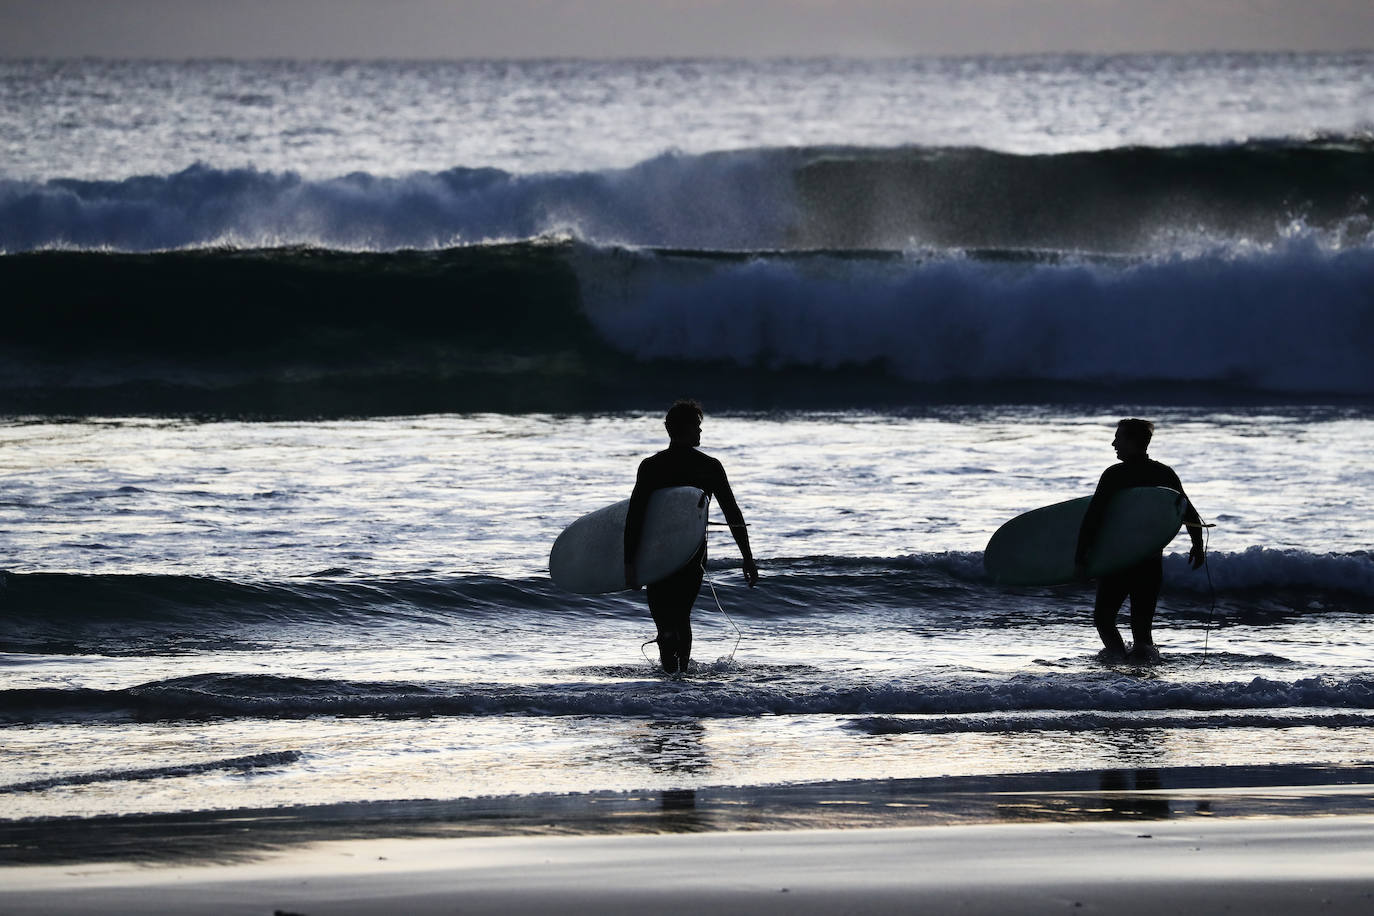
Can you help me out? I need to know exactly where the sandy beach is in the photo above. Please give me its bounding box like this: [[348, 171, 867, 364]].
[[4, 814, 1373, 915], [6, 769, 1374, 915]]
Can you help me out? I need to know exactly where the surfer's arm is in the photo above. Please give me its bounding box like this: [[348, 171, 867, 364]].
[[713, 465, 759, 587], [1167, 469, 1207, 567], [1181, 495, 1205, 549], [1168, 471, 1204, 538]]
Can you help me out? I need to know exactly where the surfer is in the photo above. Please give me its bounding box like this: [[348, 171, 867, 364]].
[[1076, 418, 1206, 663], [625, 399, 759, 673]]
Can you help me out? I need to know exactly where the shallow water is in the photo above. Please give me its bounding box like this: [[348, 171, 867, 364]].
[[2, 409, 1371, 820], [2, 53, 1372, 831]]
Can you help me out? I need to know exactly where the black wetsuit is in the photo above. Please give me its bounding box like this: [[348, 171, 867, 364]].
[[1075, 455, 1203, 655], [624, 444, 745, 673]]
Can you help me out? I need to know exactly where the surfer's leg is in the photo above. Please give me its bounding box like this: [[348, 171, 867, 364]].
[[678, 541, 706, 667], [1094, 574, 1130, 657], [647, 586, 681, 670], [649, 601, 693, 672], [649, 611, 686, 671], [647, 541, 706, 673], [1126, 556, 1164, 656], [674, 609, 693, 672]]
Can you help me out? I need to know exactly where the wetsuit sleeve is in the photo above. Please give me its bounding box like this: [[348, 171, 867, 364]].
[[1161, 465, 1205, 546], [710, 459, 745, 529], [1075, 466, 1118, 566], [709, 459, 755, 565], [624, 460, 653, 566]]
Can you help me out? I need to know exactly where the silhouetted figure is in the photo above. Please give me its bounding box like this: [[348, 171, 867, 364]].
[[625, 400, 758, 673], [1076, 418, 1205, 663]]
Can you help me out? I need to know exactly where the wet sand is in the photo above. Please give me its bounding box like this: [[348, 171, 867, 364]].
[[4, 767, 1374, 914], [5, 815, 1374, 915]]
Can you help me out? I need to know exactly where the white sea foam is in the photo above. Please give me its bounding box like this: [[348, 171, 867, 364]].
[[1166, 547, 1374, 596], [580, 242, 1374, 395]]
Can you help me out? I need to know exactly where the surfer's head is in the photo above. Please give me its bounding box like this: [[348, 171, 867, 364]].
[[1113, 418, 1153, 459], [665, 399, 703, 447]]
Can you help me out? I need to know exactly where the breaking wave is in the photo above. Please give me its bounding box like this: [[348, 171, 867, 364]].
[[3, 140, 1372, 254], [2, 236, 1371, 415]]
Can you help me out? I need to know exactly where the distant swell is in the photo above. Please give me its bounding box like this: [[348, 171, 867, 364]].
[[2, 141, 1372, 253], [4, 672, 1371, 725]]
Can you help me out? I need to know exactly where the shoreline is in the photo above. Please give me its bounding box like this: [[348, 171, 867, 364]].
[[5, 816, 1374, 915], [4, 762, 1373, 867]]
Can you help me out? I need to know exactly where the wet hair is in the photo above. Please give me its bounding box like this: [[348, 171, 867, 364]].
[[1116, 418, 1155, 447], [664, 399, 704, 437]]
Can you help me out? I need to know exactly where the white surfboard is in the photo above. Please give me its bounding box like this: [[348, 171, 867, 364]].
[[549, 487, 710, 595], [984, 486, 1188, 587]]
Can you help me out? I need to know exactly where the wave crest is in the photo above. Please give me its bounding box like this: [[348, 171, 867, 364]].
[[4, 140, 1372, 254]]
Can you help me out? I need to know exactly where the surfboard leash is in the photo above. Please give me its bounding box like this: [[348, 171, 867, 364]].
[[1189, 517, 1217, 665], [702, 498, 743, 662], [702, 560, 743, 663], [637, 567, 744, 669]]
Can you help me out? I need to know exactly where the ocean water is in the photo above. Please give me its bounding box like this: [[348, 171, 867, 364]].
[[2, 55, 1373, 835]]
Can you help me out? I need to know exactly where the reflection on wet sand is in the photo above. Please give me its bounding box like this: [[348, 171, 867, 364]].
[[627, 720, 711, 777], [4, 763, 1372, 865]]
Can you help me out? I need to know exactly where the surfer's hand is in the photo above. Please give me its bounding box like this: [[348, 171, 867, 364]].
[[742, 557, 759, 587], [625, 562, 640, 590], [1188, 544, 1206, 569]]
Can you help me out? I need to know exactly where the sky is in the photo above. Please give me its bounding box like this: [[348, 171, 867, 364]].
[[1, 0, 1372, 59]]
